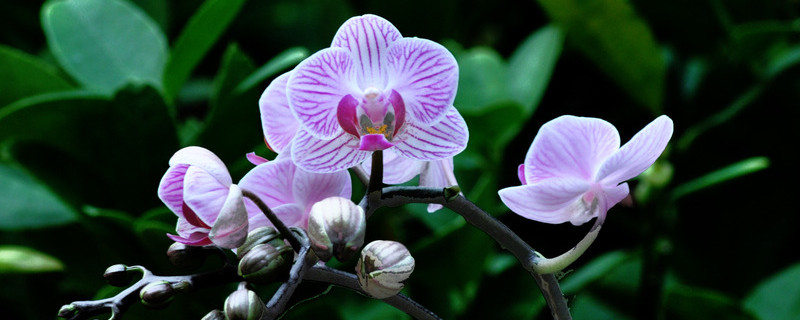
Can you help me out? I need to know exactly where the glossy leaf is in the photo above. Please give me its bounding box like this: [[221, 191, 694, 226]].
[[162, 0, 248, 101], [0, 163, 79, 230], [41, 0, 167, 93], [0, 245, 64, 273], [0, 45, 73, 107], [666, 285, 756, 320], [744, 262, 800, 320], [671, 156, 769, 200], [507, 24, 564, 116], [453, 47, 508, 115], [538, 0, 665, 113], [561, 250, 630, 293]]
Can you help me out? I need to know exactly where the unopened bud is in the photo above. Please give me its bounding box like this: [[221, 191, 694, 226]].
[[57, 304, 76, 318], [166, 242, 206, 269], [103, 264, 132, 287], [307, 197, 366, 262], [238, 243, 292, 284], [237, 226, 286, 259], [201, 309, 226, 320], [224, 287, 266, 320], [140, 280, 175, 308], [356, 240, 415, 299]]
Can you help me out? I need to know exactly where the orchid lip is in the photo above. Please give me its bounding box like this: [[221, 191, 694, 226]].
[[336, 89, 407, 143]]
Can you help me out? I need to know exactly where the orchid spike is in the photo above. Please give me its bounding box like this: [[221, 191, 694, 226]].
[[158, 147, 248, 248], [259, 14, 468, 173], [499, 115, 674, 225]]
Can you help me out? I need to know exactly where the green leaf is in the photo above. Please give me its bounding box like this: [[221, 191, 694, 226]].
[[537, 0, 665, 113], [561, 250, 630, 294], [0, 162, 79, 230], [571, 293, 635, 320], [671, 156, 769, 200], [507, 24, 564, 116], [463, 102, 527, 162], [162, 0, 248, 101], [41, 0, 167, 94], [744, 262, 800, 320], [0, 45, 74, 107], [666, 285, 756, 320], [453, 47, 508, 115], [0, 245, 64, 274], [234, 46, 309, 95]]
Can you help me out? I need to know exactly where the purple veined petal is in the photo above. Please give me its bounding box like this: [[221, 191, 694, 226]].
[[158, 164, 189, 217], [239, 159, 297, 210], [392, 106, 468, 161], [386, 38, 458, 125], [167, 231, 213, 246], [248, 203, 305, 229], [331, 14, 402, 88], [596, 115, 673, 185], [291, 128, 372, 173], [168, 146, 232, 186], [288, 48, 360, 139], [599, 182, 630, 217], [524, 116, 620, 184], [292, 166, 352, 213], [362, 149, 423, 184], [209, 184, 249, 248], [261, 72, 299, 153], [359, 134, 395, 151], [517, 164, 527, 184], [245, 152, 269, 166], [183, 166, 231, 226], [337, 94, 360, 136], [175, 217, 208, 238], [498, 177, 591, 225], [420, 158, 459, 213]]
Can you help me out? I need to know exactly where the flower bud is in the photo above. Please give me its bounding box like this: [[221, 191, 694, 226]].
[[139, 280, 175, 308], [201, 309, 226, 320], [238, 243, 292, 284], [103, 264, 132, 287], [57, 304, 76, 318], [166, 242, 207, 269], [237, 226, 286, 259], [356, 240, 415, 299], [224, 287, 266, 320], [307, 197, 366, 262]]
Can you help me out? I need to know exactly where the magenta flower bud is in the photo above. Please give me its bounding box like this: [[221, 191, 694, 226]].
[[103, 264, 132, 287], [307, 197, 366, 262], [224, 287, 266, 320], [139, 280, 175, 308], [356, 240, 415, 299]]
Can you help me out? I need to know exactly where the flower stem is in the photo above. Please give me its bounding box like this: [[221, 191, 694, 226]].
[[533, 215, 605, 274], [304, 265, 442, 320], [365, 151, 384, 217], [241, 189, 303, 252]]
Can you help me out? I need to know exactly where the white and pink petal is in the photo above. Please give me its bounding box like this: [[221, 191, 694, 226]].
[[392, 106, 468, 161], [168, 146, 232, 186], [239, 159, 297, 210], [291, 129, 371, 173], [182, 166, 232, 226], [208, 184, 249, 248], [596, 115, 673, 185], [331, 14, 401, 88], [260, 72, 299, 153], [158, 164, 189, 217], [498, 177, 591, 225], [361, 149, 423, 184]]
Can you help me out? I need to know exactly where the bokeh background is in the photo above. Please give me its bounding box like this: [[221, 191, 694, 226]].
[[1, 0, 798, 319]]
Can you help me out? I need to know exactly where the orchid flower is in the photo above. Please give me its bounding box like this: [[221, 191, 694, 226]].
[[260, 14, 468, 173], [238, 149, 352, 229], [158, 147, 249, 248], [499, 115, 674, 226]]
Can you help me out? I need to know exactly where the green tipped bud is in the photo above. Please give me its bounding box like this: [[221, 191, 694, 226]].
[[224, 288, 266, 320], [166, 242, 206, 269], [356, 240, 415, 299], [307, 196, 366, 262], [201, 309, 226, 320], [237, 226, 286, 259], [140, 280, 175, 308], [237, 243, 292, 284], [57, 304, 76, 318], [103, 264, 132, 287]]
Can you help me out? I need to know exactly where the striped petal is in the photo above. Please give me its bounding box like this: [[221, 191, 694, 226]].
[[596, 115, 673, 185], [239, 159, 296, 210], [168, 146, 232, 186], [420, 158, 459, 213], [392, 106, 468, 161], [331, 14, 401, 88], [158, 164, 189, 217], [288, 48, 359, 139], [498, 177, 591, 225], [361, 149, 423, 184], [248, 203, 305, 229], [260, 72, 298, 153], [291, 128, 371, 173], [386, 38, 458, 124], [183, 166, 231, 226], [292, 167, 352, 211], [524, 116, 620, 184], [209, 184, 248, 248]]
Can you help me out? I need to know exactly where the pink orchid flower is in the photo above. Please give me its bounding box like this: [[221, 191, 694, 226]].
[[158, 147, 249, 248], [260, 14, 468, 173], [239, 150, 352, 229], [498, 115, 673, 225]]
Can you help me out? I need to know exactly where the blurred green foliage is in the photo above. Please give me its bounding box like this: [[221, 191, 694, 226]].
[[0, 0, 797, 319]]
